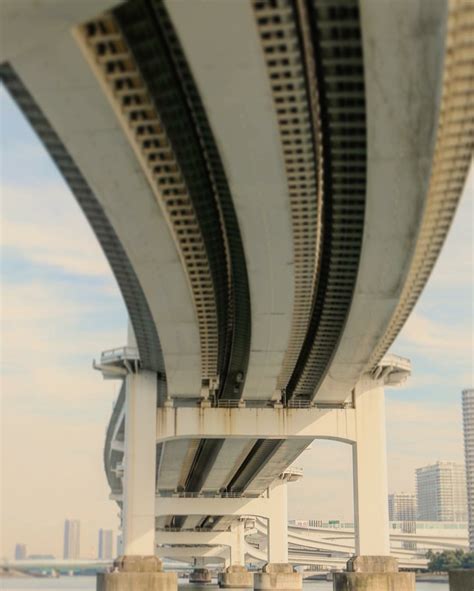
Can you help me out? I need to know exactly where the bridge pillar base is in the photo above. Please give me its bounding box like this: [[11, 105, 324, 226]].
[[189, 568, 212, 584], [254, 563, 301, 591], [333, 556, 414, 591], [97, 556, 177, 591], [218, 565, 253, 589], [449, 569, 474, 590]]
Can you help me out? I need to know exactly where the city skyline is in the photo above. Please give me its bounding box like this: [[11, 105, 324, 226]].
[[1, 84, 473, 558]]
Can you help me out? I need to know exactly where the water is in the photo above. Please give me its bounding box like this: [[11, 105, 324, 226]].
[[0, 576, 449, 591]]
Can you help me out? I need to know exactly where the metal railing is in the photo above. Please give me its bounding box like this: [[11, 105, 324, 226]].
[[156, 491, 260, 499], [101, 346, 139, 363]]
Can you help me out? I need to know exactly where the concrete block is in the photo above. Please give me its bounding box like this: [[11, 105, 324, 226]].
[[333, 572, 415, 591], [114, 555, 163, 572], [334, 556, 414, 591], [97, 571, 177, 591], [97, 556, 177, 591], [218, 565, 253, 588], [449, 569, 474, 590], [347, 555, 398, 573], [254, 563, 302, 591], [189, 568, 211, 584]]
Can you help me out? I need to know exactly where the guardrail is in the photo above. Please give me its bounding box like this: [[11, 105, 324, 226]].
[[101, 346, 139, 363]]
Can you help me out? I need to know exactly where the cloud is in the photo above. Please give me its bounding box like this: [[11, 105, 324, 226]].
[[1, 184, 113, 280], [385, 398, 464, 492], [396, 311, 473, 362]]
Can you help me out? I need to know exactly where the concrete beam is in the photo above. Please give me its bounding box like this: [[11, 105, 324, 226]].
[[155, 495, 273, 519], [166, 0, 294, 402], [156, 406, 356, 443]]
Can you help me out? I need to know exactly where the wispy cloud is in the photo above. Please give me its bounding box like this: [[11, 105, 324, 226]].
[[385, 398, 464, 492], [397, 311, 473, 361], [1, 184, 113, 280]]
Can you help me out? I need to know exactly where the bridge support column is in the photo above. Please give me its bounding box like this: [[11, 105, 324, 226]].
[[267, 481, 288, 563], [254, 482, 301, 591], [339, 384, 414, 590], [352, 383, 389, 556], [122, 371, 158, 556], [219, 522, 252, 589], [98, 372, 177, 591]]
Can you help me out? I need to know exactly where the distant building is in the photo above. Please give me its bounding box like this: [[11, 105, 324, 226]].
[[462, 388, 474, 550], [98, 529, 113, 560], [63, 519, 81, 559], [388, 492, 417, 521], [14, 544, 27, 560], [416, 462, 467, 522]]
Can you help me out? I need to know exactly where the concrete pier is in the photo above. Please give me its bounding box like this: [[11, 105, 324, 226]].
[[254, 563, 302, 591], [333, 556, 415, 591], [449, 569, 474, 590], [97, 556, 177, 591], [218, 565, 253, 589], [189, 568, 212, 584]]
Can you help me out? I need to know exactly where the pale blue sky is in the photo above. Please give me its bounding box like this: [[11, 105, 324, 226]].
[[1, 85, 473, 557]]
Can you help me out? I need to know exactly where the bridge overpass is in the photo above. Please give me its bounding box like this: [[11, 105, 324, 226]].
[[3, 517, 466, 574], [1, 0, 472, 589]]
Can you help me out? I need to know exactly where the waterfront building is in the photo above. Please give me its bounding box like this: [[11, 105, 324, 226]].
[[98, 528, 114, 560], [14, 543, 27, 560], [388, 492, 417, 522], [63, 519, 81, 559], [416, 461, 467, 522], [462, 388, 474, 550]]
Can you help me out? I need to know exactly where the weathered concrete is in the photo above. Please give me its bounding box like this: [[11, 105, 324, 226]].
[[189, 568, 211, 584], [97, 556, 177, 591], [218, 565, 253, 589], [333, 556, 415, 591], [449, 569, 474, 590], [254, 563, 302, 591]]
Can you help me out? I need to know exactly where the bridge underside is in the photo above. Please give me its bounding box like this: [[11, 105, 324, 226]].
[[1, 0, 473, 573]]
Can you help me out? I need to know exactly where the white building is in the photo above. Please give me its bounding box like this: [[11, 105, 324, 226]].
[[98, 529, 114, 560], [388, 492, 417, 522], [462, 388, 474, 550], [63, 519, 80, 559], [416, 462, 467, 522]]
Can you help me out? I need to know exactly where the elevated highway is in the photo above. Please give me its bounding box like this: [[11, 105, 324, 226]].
[[1, 0, 472, 585]]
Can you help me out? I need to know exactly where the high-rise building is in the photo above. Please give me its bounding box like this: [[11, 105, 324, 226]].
[[98, 529, 114, 560], [416, 461, 467, 522], [462, 388, 474, 550], [14, 543, 27, 560], [63, 519, 81, 559], [388, 492, 417, 521]]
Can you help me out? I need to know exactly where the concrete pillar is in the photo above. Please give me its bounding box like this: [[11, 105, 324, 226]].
[[230, 522, 245, 566], [219, 522, 253, 588], [253, 482, 301, 591], [333, 556, 414, 591], [267, 482, 288, 563], [352, 383, 390, 555], [449, 569, 474, 590], [122, 370, 157, 555]]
